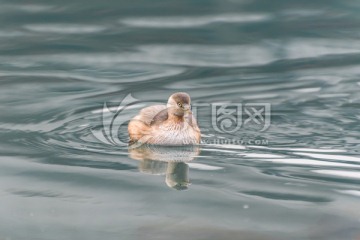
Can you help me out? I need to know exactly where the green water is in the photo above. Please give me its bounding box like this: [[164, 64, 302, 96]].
[[1, 0, 360, 239]]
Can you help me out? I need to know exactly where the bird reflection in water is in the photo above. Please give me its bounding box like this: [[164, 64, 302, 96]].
[[128, 145, 200, 190]]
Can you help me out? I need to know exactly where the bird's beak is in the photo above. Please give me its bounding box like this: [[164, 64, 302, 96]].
[[183, 104, 191, 112]]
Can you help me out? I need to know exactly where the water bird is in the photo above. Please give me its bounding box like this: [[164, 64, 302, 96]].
[[128, 92, 201, 145]]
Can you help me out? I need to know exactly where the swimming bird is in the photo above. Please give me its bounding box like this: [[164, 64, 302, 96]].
[[128, 92, 201, 145]]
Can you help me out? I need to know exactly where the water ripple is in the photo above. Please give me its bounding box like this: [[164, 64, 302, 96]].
[[286, 39, 360, 59], [23, 24, 107, 34], [0, 4, 55, 13], [120, 13, 271, 28], [294, 152, 360, 162], [0, 64, 185, 83], [314, 170, 360, 179]]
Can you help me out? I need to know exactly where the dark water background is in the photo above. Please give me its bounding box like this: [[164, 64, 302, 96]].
[[1, 0, 360, 239]]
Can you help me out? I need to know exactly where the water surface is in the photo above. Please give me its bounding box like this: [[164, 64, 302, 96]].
[[1, 0, 360, 239]]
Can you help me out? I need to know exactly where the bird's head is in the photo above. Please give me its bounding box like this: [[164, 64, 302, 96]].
[[167, 92, 191, 117]]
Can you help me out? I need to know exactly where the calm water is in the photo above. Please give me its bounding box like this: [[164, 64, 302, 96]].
[[1, 0, 360, 239]]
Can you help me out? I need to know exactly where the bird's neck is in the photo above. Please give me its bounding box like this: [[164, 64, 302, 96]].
[[168, 109, 185, 123]]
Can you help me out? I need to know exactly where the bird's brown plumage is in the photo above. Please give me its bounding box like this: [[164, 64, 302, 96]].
[[128, 92, 201, 145]]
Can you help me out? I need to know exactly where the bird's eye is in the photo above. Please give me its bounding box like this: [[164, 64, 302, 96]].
[[177, 102, 182, 107]]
